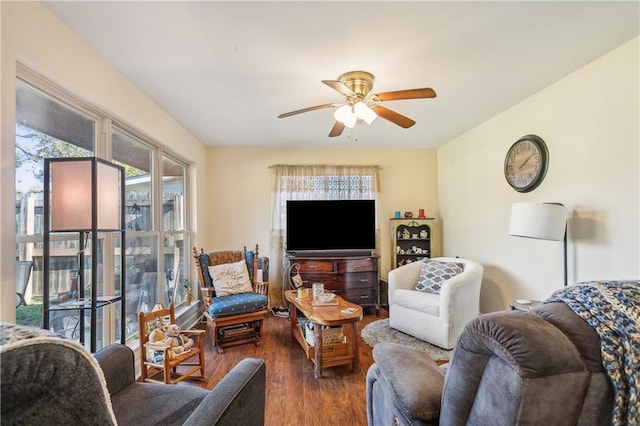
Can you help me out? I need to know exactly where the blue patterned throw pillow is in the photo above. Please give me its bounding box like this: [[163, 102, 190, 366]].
[[416, 260, 465, 294]]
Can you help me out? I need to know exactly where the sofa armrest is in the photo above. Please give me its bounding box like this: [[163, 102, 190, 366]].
[[94, 343, 136, 395], [388, 261, 422, 304], [184, 357, 266, 426], [437, 259, 483, 330], [366, 343, 444, 425]]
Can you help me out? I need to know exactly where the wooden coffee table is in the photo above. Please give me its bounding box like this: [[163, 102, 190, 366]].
[[285, 290, 363, 378]]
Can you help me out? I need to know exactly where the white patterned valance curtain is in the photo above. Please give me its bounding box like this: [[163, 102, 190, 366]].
[[269, 164, 381, 308]]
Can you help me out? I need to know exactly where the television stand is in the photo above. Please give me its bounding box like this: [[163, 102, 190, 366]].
[[286, 253, 380, 313], [287, 250, 373, 258]]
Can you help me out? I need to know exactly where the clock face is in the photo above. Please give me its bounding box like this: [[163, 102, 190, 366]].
[[504, 135, 549, 192]]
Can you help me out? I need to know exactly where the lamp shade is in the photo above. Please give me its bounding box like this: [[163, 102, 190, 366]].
[[49, 158, 122, 231], [509, 202, 567, 241]]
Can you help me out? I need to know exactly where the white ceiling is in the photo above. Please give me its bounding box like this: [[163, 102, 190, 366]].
[[44, 1, 639, 149]]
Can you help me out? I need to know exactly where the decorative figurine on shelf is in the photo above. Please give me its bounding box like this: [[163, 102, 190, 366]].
[[420, 229, 428, 239], [183, 279, 192, 306], [402, 229, 411, 239], [404, 211, 413, 218]]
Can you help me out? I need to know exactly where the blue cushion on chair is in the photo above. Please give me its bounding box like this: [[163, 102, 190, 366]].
[[208, 292, 268, 317], [198, 253, 215, 291]]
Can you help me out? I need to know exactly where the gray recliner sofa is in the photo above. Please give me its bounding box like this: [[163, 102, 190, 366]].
[[1, 323, 265, 425], [366, 302, 614, 425]]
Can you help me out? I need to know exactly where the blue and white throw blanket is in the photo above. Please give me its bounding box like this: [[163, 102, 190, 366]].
[[546, 280, 640, 426]]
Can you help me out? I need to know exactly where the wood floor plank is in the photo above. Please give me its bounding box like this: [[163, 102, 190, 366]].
[[185, 308, 388, 426]]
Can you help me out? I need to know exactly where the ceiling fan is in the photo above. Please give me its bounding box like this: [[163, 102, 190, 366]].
[[278, 71, 436, 137]]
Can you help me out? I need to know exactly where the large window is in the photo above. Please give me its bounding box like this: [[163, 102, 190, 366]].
[[15, 69, 192, 345]]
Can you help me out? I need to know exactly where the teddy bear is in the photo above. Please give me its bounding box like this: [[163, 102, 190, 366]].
[[146, 318, 176, 362], [161, 323, 194, 355], [148, 318, 166, 344]]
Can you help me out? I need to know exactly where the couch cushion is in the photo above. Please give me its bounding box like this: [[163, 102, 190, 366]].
[[372, 342, 444, 423], [394, 289, 440, 316], [416, 260, 465, 294], [110, 381, 207, 425], [208, 292, 268, 317], [208, 260, 254, 297]]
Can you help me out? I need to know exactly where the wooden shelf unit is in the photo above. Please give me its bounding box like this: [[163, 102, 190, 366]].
[[390, 218, 441, 269]]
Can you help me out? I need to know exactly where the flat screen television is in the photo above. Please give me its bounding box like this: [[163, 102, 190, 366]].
[[286, 199, 376, 256]]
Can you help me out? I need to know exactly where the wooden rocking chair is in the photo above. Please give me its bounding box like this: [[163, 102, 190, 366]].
[[193, 245, 269, 353], [138, 303, 206, 384]]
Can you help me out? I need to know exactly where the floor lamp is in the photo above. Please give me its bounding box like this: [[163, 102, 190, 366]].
[[43, 157, 126, 352], [509, 202, 568, 287]]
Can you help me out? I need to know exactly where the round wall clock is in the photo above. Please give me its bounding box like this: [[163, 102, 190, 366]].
[[504, 134, 549, 193]]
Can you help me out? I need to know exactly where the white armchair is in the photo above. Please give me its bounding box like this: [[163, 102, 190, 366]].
[[388, 257, 483, 349]]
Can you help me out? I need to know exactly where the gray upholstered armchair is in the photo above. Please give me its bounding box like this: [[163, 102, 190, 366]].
[[1, 323, 266, 426], [366, 302, 614, 425]]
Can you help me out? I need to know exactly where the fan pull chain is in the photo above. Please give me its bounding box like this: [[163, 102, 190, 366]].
[[347, 122, 360, 142]]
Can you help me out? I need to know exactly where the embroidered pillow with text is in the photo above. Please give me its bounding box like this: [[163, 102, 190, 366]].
[[208, 260, 254, 297]]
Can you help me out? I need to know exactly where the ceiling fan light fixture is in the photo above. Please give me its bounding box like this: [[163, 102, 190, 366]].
[[354, 102, 377, 125], [333, 104, 351, 122], [334, 104, 357, 128], [343, 112, 357, 128]]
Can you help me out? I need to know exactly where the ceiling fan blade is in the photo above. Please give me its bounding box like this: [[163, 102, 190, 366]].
[[328, 121, 345, 137], [322, 79, 356, 97], [278, 103, 336, 119], [371, 88, 436, 102], [370, 105, 416, 128]]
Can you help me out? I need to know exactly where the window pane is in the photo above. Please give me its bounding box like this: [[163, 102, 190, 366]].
[[112, 129, 153, 232], [15, 80, 95, 329], [124, 235, 158, 340], [16, 81, 94, 153], [163, 233, 188, 306], [162, 156, 185, 232]]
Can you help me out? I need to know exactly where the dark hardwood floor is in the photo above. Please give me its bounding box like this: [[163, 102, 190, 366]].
[[185, 307, 389, 426]]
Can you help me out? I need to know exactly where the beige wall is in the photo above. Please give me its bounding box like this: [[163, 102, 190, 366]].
[[438, 37, 640, 313], [204, 147, 439, 292], [1, 2, 209, 322]]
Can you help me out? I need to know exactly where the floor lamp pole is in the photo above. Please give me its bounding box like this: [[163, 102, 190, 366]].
[[563, 229, 568, 287]]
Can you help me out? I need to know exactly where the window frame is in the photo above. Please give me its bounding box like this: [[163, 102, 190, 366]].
[[15, 64, 193, 345]]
